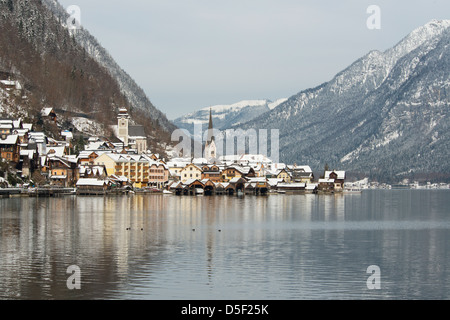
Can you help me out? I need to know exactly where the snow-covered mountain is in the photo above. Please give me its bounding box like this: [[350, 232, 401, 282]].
[[42, 0, 176, 134], [235, 20, 450, 182], [173, 98, 287, 139]]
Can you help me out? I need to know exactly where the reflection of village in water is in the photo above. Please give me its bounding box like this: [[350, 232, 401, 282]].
[[0, 193, 351, 299], [1, 190, 449, 299]]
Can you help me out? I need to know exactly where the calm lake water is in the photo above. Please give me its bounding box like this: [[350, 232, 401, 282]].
[[0, 190, 449, 300]]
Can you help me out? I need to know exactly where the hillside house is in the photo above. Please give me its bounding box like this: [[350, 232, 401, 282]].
[[47, 155, 78, 187], [41, 107, 57, 123], [0, 135, 20, 163], [0, 79, 22, 96]]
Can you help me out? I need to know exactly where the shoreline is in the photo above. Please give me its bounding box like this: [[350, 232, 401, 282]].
[[1, 187, 449, 199]]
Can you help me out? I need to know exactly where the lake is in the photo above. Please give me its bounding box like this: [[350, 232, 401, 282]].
[[0, 190, 449, 300]]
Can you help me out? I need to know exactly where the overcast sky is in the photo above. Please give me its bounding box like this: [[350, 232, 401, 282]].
[[58, 0, 450, 120]]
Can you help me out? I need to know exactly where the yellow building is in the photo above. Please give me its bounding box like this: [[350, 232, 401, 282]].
[[180, 163, 202, 183], [220, 167, 243, 182], [94, 153, 169, 188], [276, 169, 292, 183]]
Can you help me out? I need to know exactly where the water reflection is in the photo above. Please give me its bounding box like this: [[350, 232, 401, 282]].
[[0, 190, 449, 300]]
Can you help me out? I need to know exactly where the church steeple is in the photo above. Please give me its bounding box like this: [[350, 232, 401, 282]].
[[207, 108, 215, 142], [204, 108, 216, 161]]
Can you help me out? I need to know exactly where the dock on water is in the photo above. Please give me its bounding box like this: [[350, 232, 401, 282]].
[[0, 188, 76, 198]]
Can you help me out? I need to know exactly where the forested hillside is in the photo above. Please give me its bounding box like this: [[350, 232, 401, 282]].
[[0, 0, 172, 154]]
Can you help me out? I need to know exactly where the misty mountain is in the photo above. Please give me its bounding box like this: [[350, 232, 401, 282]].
[[234, 20, 450, 182], [173, 99, 287, 140]]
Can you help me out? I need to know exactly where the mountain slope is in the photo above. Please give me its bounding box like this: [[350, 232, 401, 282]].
[[235, 20, 450, 182], [173, 98, 287, 140], [0, 0, 173, 153], [41, 0, 176, 134]]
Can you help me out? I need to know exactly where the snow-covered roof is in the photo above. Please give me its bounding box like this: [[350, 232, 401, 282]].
[[50, 175, 67, 179], [61, 131, 73, 139], [109, 175, 129, 182], [184, 179, 202, 186], [20, 150, 35, 158], [192, 158, 208, 165], [22, 123, 33, 131], [277, 183, 306, 188], [76, 179, 108, 187], [167, 161, 189, 168], [169, 181, 183, 189], [267, 178, 283, 186], [41, 107, 55, 117], [0, 123, 12, 129], [229, 177, 245, 184], [306, 183, 318, 190], [181, 163, 202, 171], [287, 165, 313, 173], [0, 134, 18, 145], [325, 171, 346, 180], [247, 177, 267, 183], [0, 80, 22, 90], [46, 146, 65, 157], [99, 153, 168, 168], [319, 179, 335, 183]]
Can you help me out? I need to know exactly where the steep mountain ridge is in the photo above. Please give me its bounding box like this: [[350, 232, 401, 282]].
[[235, 20, 450, 182], [41, 0, 176, 134], [0, 0, 173, 153]]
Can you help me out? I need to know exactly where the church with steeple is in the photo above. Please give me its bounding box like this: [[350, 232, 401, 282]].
[[204, 108, 217, 161], [116, 108, 147, 154]]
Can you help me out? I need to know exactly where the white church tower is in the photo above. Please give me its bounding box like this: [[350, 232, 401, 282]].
[[204, 108, 217, 161], [117, 108, 129, 146]]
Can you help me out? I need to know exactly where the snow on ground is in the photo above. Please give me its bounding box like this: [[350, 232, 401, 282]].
[[201, 100, 269, 113], [268, 98, 288, 110], [71, 117, 104, 136]]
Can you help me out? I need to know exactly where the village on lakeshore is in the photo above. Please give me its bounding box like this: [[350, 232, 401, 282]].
[[1, 103, 449, 197]]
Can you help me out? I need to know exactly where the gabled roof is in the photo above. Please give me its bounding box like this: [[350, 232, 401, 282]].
[[128, 125, 146, 138], [169, 181, 183, 189], [184, 179, 204, 187], [229, 177, 247, 184], [0, 134, 18, 145], [181, 163, 202, 171], [41, 107, 55, 117], [325, 171, 346, 180]]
